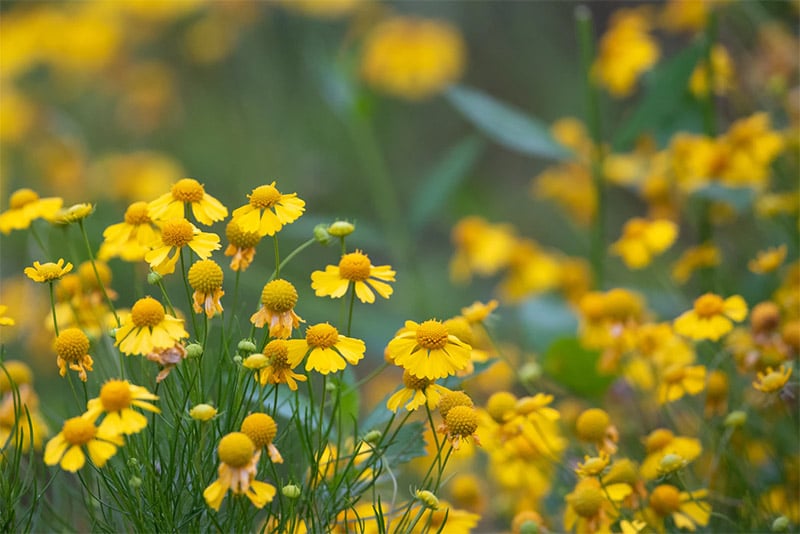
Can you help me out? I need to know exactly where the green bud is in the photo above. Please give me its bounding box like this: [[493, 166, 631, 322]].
[[129, 476, 143, 489], [282, 484, 301, 499], [519, 521, 539, 534], [325, 381, 337, 393], [186, 343, 204, 359], [327, 220, 355, 237], [772, 516, 790, 532], [233, 355, 243, 365], [657, 453, 686, 475], [238, 339, 257, 354], [147, 271, 163, 285], [518, 362, 541, 386], [724, 410, 747, 428], [363, 430, 382, 445], [313, 224, 332, 245], [127, 457, 139, 468]]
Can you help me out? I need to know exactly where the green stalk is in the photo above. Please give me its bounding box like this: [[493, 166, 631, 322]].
[[78, 220, 120, 327], [48, 282, 59, 337]]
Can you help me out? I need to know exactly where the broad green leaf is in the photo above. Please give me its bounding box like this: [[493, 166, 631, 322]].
[[446, 85, 570, 160], [381, 421, 427, 465], [410, 136, 484, 230], [613, 40, 706, 150], [542, 337, 614, 398], [518, 295, 579, 352], [692, 183, 755, 213]]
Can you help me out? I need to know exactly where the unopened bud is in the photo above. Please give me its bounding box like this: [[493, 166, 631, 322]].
[[127, 457, 139, 468], [243, 353, 269, 370], [147, 271, 163, 285], [313, 224, 332, 245], [189, 403, 217, 421], [282, 484, 301, 499], [415, 489, 439, 510], [233, 355, 243, 365], [129, 476, 142, 489], [327, 220, 355, 237], [518, 362, 541, 386], [772, 516, 790, 532], [325, 381, 337, 393], [186, 343, 203, 359], [238, 339, 257, 354], [657, 453, 686, 476], [724, 410, 747, 428], [519, 522, 539, 534], [363, 430, 382, 445]]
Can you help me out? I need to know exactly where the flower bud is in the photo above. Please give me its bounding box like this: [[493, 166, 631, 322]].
[[325, 381, 338, 393], [243, 353, 269, 370], [657, 453, 686, 475], [147, 271, 163, 285], [282, 484, 301, 499], [127, 457, 140, 468], [772, 516, 790, 532], [415, 489, 439, 510], [129, 476, 143, 489], [238, 339, 257, 354], [327, 220, 355, 237], [518, 362, 541, 386], [233, 355, 243, 365], [363, 430, 382, 445], [189, 403, 217, 421], [186, 343, 203, 359], [313, 224, 332, 245], [724, 410, 747, 428], [519, 522, 540, 534]]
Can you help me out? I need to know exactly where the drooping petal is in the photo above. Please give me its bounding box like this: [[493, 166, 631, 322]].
[[87, 439, 118, 467], [60, 445, 87, 472]]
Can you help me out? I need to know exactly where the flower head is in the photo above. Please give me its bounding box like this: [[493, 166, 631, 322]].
[[190, 403, 217, 422], [188, 259, 224, 317], [203, 432, 276, 511], [311, 250, 395, 304], [251, 339, 307, 391], [144, 218, 220, 275], [54, 328, 94, 382], [753, 365, 792, 393], [674, 293, 748, 341], [52, 203, 94, 225], [575, 452, 611, 478], [671, 243, 721, 284], [444, 405, 480, 450], [0, 188, 62, 234], [115, 296, 188, 355], [148, 178, 228, 226], [386, 319, 472, 380], [610, 218, 678, 269], [386, 369, 452, 413], [224, 219, 261, 272], [286, 323, 365, 375], [231, 182, 305, 237], [640, 428, 702, 479], [146, 343, 188, 382], [85, 380, 159, 435], [250, 279, 304, 339], [241, 413, 282, 463], [645, 484, 710, 532], [576, 408, 619, 455], [44, 415, 123, 472], [24, 259, 73, 283], [98, 201, 160, 262], [749, 245, 788, 274], [658, 363, 707, 404], [0, 304, 14, 327]]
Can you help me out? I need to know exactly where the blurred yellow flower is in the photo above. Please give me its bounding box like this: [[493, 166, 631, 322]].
[[232, 183, 305, 237], [640, 428, 702, 479], [533, 162, 596, 226], [658, 363, 706, 403], [311, 250, 395, 304], [148, 178, 228, 226], [690, 44, 735, 97], [386, 369, 451, 413], [144, 218, 220, 275], [610, 218, 678, 269], [24, 259, 73, 283], [361, 16, 465, 100], [386, 319, 472, 380], [44, 415, 123, 472], [280, 0, 363, 19], [645, 485, 710, 532], [674, 293, 748, 341], [749, 244, 788, 274], [450, 216, 516, 282], [671, 243, 721, 284], [0, 305, 14, 327], [99, 201, 160, 262], [85, 380, 159, 436], [753, 365, 792, 393], [659, 0, 709, 33], [564, 477, 630, 533], [0, 188, 63, 234], [0, 85, 36, 144]]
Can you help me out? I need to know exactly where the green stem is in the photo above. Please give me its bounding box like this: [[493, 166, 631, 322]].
[[48, 282, 59, 337], [78, 220, 120, 327], [271, 238, 316, 281], [179, 249, 199, 337], [346, 284, 356, 337], [273, 235, 281, 278], [28, 223, 49, 256]]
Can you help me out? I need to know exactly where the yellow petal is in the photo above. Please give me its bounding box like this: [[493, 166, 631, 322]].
[[60, 445, 86, 472]]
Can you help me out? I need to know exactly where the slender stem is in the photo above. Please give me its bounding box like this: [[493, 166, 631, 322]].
[[78, 220, 120, 327], [28, 223, 49, 256], [273, 235, 281, 278], [271, 238, 316, 281], [179, 249, 199, 337], [156, 279, 176, 317], [346, 284, 356, 337], [48, 282, 60, 337]]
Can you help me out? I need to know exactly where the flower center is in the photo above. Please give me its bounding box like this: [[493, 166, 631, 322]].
[[188, 260, 223, 292], [305, 323, 339, 349], [338, 252, 371, 281], [570, 486, 604, 518], [37, 262, 68, 281], [55, 328, 90, 361], [416, 320, 449, 350], [645, 428, 675, 452], [9, 188, 40, 209], [260, 279, 298, 312], [438, 391, 473, 419], [760, 370, 786, 391], [576, 408, 610, 443], [248, 184, 282, 209], [131, 297, 166, 328], [99, 380, 133, 412], [171, 178, 205, 203], [649, 484, 681, 516], [445, 405, 478, 437], [124, 201, 152, 225], [694, 293, 724, 318], [62, 417, 97, 445], [160, 218, 195, 247], [402, 369, 431, 390], [226, 219, 261, 248], [217, 432, 255, 467], [263, 339, 290, 368], [241, 413, 277, 448], [486, 391, 517, 423]]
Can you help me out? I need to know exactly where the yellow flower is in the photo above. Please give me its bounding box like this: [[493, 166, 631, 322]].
[[645, 484, 710, 532], [44, 414, 123, 472], [224, 219, 261, 272], [98, 201, 160, 262], [187, 259, 224, 317], [250, 279, 304, 339], [231, 183, 305, 237], [148, 178, 228, 226], [240, 413, 282, 463], [203, 432, 276, 511], [146, 343, 188, 382], [575, 408, 619, 455], [0, 304, 14, 327], [564, 478, 631, 533], [52, 203, 94, 225], [749, 245, 788, 274], [84, 380, 159, 436], [0, 188, 62, 234], [592, 8, 660, 97], [659, 0, 709, 33], [386, 369, 452, 413], [189, 403, 217, 422], [54, 328, 94, 382], [674, 293, 748, 341], [252, 339, 307, 391], [24, 259, 73, 283], [690, 44, 735, 97], [286, 323, 366, 375], [575, 452, 611, 478], [497, 238, 562, 302], [408, 500, 480, 534], [532, 162, 596, 226], [450, 216, 517, 282], [311, 250, 395, 304], [671, 243, 721, 284], [753, 365, 792, 393], [640, 428, 702, 479], [386, 319, 472, 380], [611, 218, 678, 269], [658, 363, 706, 404], [144, 218, 220, 275], [114, 296, 188, 355], [360, 16, 465, 100]]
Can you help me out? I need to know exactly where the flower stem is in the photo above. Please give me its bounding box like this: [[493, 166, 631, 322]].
[[78, 220, 120, 327], [48, 282, 59, 337]]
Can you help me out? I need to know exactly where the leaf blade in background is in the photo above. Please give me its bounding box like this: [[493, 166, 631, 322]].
[[446, 85, 570, 160], [542, 337, 614, 399], [692, 183, 755, 213], [410, 136, 484, 230]]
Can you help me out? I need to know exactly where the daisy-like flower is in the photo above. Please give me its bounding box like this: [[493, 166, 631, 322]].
[[84, 379, 159, 436], [115, 296, 188, 355], [52, 203, 94, 225], [224, 219, 261, 272], [250, 339, 307, 391], [564, 477, 632, 533], [146, 343, 188, 382], [98, 201, 160, 262], [44, 414, 123, 472], [0, 188, 62, 234], [658, 363, 706, 404], [644, 484, 710, 532], [386, 319, 472, 380], [749, 244, 788, 274], [610, 218, 678, 269], [0, 305, 14, 326], [575, 452, 611, 478], [54, 328, 94, 382], [575, 408, 619, 456], [674, 293, 748, 341], [443, 405, 481, 450], [240, 412, 283, 463], [24, 259, 73, 283], [640, 428, 702, 480], [231, 182, 305, 237], [671, 243, 721, 284], [250, 279, 304, 339], [286, 323, 366, 375], [386, 369, 452, 413], [187, 259, 224, 318], [148, 178, 228, 226], [203, 432, 276, 511], [144, 218, 220, 275], [753, 365, 792, 393], [311, 250, 395, 304]]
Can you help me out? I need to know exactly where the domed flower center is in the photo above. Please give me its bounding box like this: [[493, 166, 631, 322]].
[[55, 328, 90, 361], [438, 391, 473, 419], [402, 370, 431, 390], [131, 297, 166, 328], [625, 219, 648, 238], [226, 220, 261, 248], [576, 408, 610, 443], [241, 413, 277, 448], [338, 252, 371, 281], [305, 323, 339, 349], [570, 486, 604, 518], [663, 364, 686, 384], [124, 202, 152, 225], [37, 263, 68, 282], [260, 279, 298, 312], [416, 320, 449, 350], [759, 369, 787, 392], [188, 260, 223, 292], [249, 185, 281, 209], [10, 188, 39, 209], [645, 428, 675, 452], [649, 484, 681, 516], [99, 380, 133, 412], [263, 339, 289, 368], [694, 293, 724, 318], [445, 405, 478, 437], [217, 432, 255, 468], [171, 178, 205, 203], [62, 416, 97, 445], [161, 219, 195, 248], [486, 391, 517, 423]]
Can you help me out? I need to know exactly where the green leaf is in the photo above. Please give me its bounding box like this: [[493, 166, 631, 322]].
[[382, 421, 427, 465], [542, 337, 614, 398], [446, 85, 570, 160], [612, 40, 706, 150], [410, 136, 484, 230], [692, 183, 755, 213]]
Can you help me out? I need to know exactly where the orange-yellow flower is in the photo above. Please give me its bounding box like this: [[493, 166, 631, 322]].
[[98, 201, 160, 262], [24, 259, 73, 283], [674, 293, 748, 341], [231, 183, 305, 237], [44, 415, 123, 472], [749, 245, 787, 274], [148, 178, 228, 226], [386, 319, 472, 380], [0, 188, 62, 234], [54, 328, 94, 382], [658, 363, 706, 404], [286, 323, 365, 375], [311, 250, 395, 304], [250, 279, 304, 339], [250, 339, 307, 391], [753, 365, 792, 393], [144, 218, 220, 275], [610, 218, 678, 269], [224, 219, 261, 272], [203, 432, 276, 511], [84, 379, 160, 435], [187, 259, 224, 318], [114, 296, 188, 355]]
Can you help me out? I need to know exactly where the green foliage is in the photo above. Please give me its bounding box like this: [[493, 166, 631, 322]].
[[542, 337, 614, 399]]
